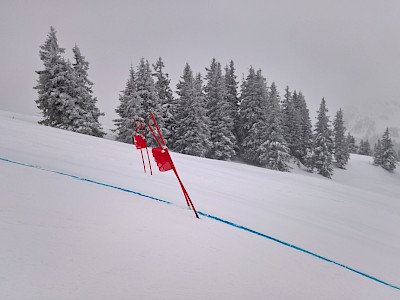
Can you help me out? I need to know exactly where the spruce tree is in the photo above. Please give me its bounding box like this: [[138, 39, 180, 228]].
[[114, 66, 143, 143], [358, 139, 364, 154], [205, 59, 236, 160], [358, 139, 372, 156], [332, 109, 350, 168], [297, 92, 314, 167], [346, 133, 358, 154], [311, 98, 334, 178], [70, 45, 105, 137], [35, 28, 105, 137], [364, 140, 372, 156], [281, 87, 313, 167], [373, 139, 382, 166], [281, 86, 295, 155], [239, 67, 269, 165], [259, 82, 290, 171], [224, 60, 240, 152], [174, 64, 211, 156], [289, 91, 303, 160], [135, 58, 161, 122], [133, 58, 162, 146], [35, 27, 75, 127], [152, 57, 176, 146], [380, 128, 397, 171]]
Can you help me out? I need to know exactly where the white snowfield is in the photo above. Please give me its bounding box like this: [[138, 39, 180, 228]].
[[1, 110, 399, 300]]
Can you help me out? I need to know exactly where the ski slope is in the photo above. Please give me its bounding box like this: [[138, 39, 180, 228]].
[[1, 110, 399, 299]]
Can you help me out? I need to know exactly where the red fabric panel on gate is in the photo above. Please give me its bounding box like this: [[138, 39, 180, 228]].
[[152, 147, 173, 172], [134, 135, 147, 149]]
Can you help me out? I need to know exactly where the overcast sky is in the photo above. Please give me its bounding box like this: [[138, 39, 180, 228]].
[[1, 0, 399, 127]]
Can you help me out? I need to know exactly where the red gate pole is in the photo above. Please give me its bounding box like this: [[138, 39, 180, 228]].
[[140, 150, 146, 173], [171, 163, 199, 218], [134, 120, 146, 173], [146, 122, 162, 148], [147, 115, 199, 218], [140, 120, 153, 175], [150, 112, 166, 146]]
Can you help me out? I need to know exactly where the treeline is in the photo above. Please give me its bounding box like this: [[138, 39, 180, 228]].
[[35, 27, 397, 177], [113, 56, 354, 178]]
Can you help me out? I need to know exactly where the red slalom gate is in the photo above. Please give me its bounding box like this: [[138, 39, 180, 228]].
[[146, 112, 200, 219], [133, 119, 153, 175]]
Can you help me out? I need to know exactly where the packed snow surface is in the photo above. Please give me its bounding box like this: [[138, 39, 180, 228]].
[[1, 110, 399, 299]]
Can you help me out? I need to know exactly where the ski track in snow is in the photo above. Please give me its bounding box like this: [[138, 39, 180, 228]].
[[1, 155, 399, 292]]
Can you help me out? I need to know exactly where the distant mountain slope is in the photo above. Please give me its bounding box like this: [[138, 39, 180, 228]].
[[345, 100, 400, 151]]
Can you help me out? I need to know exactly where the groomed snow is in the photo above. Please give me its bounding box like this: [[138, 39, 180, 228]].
[[1, 110, 399, 299]]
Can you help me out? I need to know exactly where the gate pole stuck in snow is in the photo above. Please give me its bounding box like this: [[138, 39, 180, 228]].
[[133, 119, 153, 175], [133, 120, 146, 173], [147, 112, 200, 219], [140, 120, 153, 175]]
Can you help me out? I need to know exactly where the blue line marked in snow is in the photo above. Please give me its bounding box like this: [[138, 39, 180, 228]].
[[1, 156, 399, 292], [0, 157, 171, 205]]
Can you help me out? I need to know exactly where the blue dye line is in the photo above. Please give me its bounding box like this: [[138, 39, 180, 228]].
[[0, 157, 171, 205], [1, 156, 399, 292]]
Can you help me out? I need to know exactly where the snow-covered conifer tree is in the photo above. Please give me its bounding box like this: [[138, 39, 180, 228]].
[[239, 67, 269, 165], [35, 27, 75, 127], [346, 133, 358, 154], [224, 60, 240, 152], [135, 58, 161, 122], [380, 128, 397, 171], [205, 59, 236, 160], [152, 57, 176, 146], [359, 139, 372, 155], [296, 92, 314, 167], [173, 64, 211, 156], [364, 140, 372, 156], [69, 45, 105, 137], [35, 28, 105, 137], [114, 66, 143, 143], [288, 91, 303, 160], [311, 98, 334, 178], [373, 139, 382, 166], [281, 87, 313, 167], [358, 139, 372, 156], [259, 82, 290, 171], [133, 58, 162, 146], [358, 139, 365, 154], [281, 86, 294, 153], [332, 109, 350, 168]]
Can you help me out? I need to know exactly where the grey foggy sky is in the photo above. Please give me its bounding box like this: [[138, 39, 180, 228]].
[[1, 0, 399, 127]]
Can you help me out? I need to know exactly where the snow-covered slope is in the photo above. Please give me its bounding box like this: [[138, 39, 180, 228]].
[[1, 110, 399, 299]]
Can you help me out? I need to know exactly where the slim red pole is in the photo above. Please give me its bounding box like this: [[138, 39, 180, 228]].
[[148, 113, 200, 219], [146, 122, 162, 148], [133, 119, 146, 173], [165, 148, 199, 218], [145, 148, 153, 175], [172, 166, 190, 208], [150, 112, 166, 146], [140, 120, 153, 175], [173, 166, 199, 219], [140, 150, 146, 173]]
